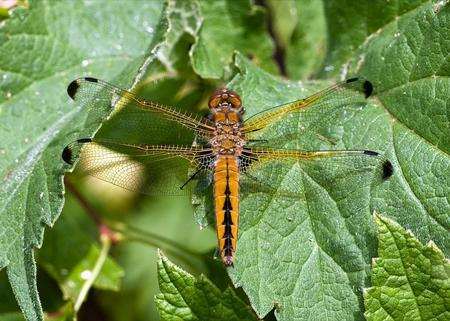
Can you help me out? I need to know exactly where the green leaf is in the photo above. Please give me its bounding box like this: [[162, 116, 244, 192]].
[[155, 251, 257, 321], [0, 1, 166, 320], [364, 213, 450, 321], [98, 197, 216, 321], [344, 1, 450, 254], [0, 312, 25, 321], [320, 0, 435, 77], [44, 244, 123, 301], [267, 0, 326, 79], [188, 1, 448, 319], [38, 196, 123, 302], [193, 52, 391, 321], [190, 0, 277, 79]]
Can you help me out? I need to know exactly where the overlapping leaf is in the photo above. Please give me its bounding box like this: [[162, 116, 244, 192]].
[[189, 2, 448, 320], [155, 251, 257, 321], [0, 1, 166, 319], [193, 53, 391, 321], [364, 214, 449, 321], [193, 1, 449, 313], [190, 0, 277, 79]]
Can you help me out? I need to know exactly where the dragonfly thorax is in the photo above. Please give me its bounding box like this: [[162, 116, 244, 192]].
[[210, 112, 246, 156]]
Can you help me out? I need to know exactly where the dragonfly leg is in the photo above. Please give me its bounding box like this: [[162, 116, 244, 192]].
[[314, 133, 338, 145], [179, 167, 203, 190]]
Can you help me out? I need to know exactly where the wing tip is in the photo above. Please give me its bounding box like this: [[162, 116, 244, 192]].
[[363, 150, 379, 156], [363, 80, 373, 98], [346, 77, 373, 98], [62, 138, 92, 164], [67, 79, 80, 99], [363, 150, 393, 180], [84, 77, 98, 83], [382, 160, 394, 180], [346, 77, 359, 83], [67, 77, 99, 99]]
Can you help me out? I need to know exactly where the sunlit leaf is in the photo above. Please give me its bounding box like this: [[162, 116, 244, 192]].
[[155, 251, 257, 321], [364, 213, 449, 321], [0, 1, 166, 320]]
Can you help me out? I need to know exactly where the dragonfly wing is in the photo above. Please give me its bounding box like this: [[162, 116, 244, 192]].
[[242, 77, 373, 135], [62, 139, 215, 196], [67, 77, 215, 144], [238, 147, 391, 198]]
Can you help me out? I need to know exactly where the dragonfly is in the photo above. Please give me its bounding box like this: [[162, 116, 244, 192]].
[[62, 76, 392, 266]]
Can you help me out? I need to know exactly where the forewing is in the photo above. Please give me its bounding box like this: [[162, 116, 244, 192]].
[[67, 77, 215, 145], [242, 77, 373, 135], [63, 139, 215, 196]]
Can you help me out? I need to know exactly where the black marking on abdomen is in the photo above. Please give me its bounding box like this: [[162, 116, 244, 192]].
[[222, 159, 234, 255]]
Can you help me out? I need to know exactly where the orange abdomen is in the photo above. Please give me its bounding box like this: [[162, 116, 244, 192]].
[[214, 155, 239, 266]]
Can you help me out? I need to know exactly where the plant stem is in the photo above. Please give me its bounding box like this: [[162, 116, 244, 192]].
[[65, 177, 207, 268], [74, 234, 111, 312]]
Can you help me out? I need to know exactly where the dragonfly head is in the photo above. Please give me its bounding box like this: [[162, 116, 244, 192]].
[[208, 88, 243, 113]]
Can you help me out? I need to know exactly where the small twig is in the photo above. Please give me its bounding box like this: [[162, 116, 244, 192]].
[[74, 233, 111, 312], [65, 176, 207, 272]]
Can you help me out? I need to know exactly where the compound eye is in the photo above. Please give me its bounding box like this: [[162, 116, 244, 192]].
[[229, 96, 241, 109], [208, 95, 221, 109]]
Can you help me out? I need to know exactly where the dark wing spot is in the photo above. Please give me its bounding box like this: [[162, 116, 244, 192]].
[[346, 77, 359, 83], [67, 79, 80, 99], [84, 77, 98, 83], [61, 138, 92, 164], [61, 146, 73, 164], [363, 80, 373, 98], [382, 160, 393, 180], [363, 150, 379, 156]]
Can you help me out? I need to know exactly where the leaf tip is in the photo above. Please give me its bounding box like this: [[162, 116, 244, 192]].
[[67, 77, 99, 99], [157, 249, 165, 260]]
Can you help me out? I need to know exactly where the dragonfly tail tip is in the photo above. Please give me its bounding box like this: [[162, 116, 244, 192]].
[[223, 256, 234, 267]]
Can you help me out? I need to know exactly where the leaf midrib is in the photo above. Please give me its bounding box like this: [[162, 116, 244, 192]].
[[0, 106, 79, 212], [391, 125, 446, 232], [384, 219, 425, 321]]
